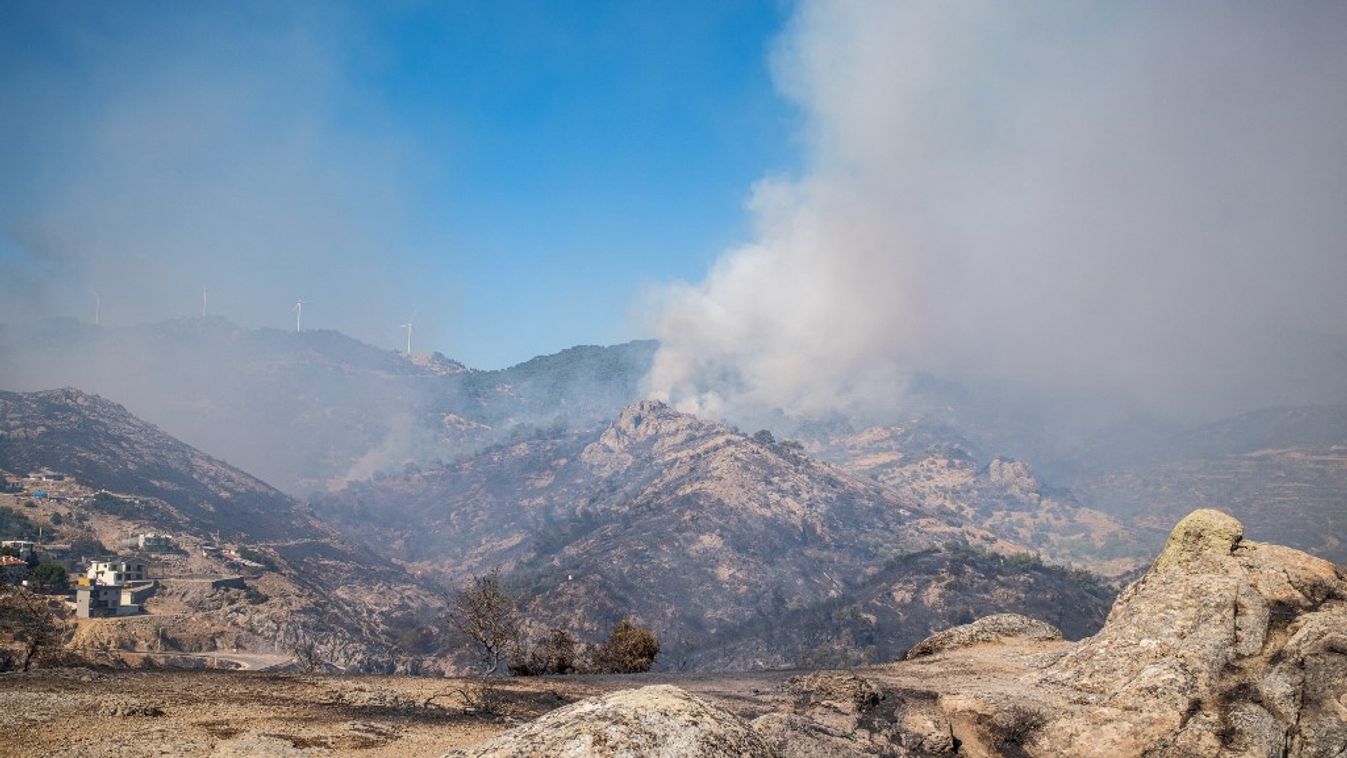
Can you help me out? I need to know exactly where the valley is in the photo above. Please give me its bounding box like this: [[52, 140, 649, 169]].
[[3, 322, 1345, 677]]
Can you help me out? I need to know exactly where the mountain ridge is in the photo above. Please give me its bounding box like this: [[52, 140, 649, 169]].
[[314, 400, 1116, 670]]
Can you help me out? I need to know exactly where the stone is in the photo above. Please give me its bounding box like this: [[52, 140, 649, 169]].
[[1026, 509, 1347, 756], [903, 613, 1062, 659], [442, 684, 779, 758], [1150, 508, 1243, 573]]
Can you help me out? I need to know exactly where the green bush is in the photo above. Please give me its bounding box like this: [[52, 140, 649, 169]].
[[86, 492, 144, 518], [589, 619, 660, 674], [29, 564, 68, 593]]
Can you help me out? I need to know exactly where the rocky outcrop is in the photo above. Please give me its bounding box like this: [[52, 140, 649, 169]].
[[879, 508, 1347, 756], [1028, 508, 1347, 756], [451, 509, 1344, 757], [903, 613, 1062, 659], [441, 684, 777, 758], [752, 672, 958, 757]]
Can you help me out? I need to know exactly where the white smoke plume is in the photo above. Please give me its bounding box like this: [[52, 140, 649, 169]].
[[645, 1, 1347, 423]]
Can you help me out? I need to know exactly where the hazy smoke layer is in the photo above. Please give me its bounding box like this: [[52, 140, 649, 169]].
[[0, 4, 424, 347], [646, 1, 1347, 421]]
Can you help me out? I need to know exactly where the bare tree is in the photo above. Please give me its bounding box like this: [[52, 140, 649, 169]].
[[449, 569, 521, 676], [0, 585, 64, 671], [291, 639, 325, 673]]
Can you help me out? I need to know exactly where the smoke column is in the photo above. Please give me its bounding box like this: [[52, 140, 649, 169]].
[[645, 1, 1347, 423]]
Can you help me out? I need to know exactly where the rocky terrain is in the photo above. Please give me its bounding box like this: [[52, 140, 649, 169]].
[[315, 401, 1115, 670], [0, 387, 313, 538], [437, 508, 1347, 757], [1, 508, 1341, 756], [1066, 405, 1347, 564], [4, 320, 1344, 682], [812, 425, 1149, 576], [0, 388, 447, 672], [4, 318, 1341, 574]]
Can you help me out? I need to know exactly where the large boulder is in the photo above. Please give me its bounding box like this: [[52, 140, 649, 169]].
[[903, 613, 1062, 659], [1027, 509, 1347, 756], [753, 672, 958, 757], [442, 684, 778, 758], [819, 508, 1347, 757]]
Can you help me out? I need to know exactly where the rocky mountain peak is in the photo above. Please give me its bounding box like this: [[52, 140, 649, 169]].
[[406, 351, 472, 376], [607, 399, 709, 438], [580, 400, 731, 477], [47, 387, 95, 405], [984, 456, 1038, 495]]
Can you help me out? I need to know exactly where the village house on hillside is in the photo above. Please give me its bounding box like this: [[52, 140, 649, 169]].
[[75, 584, 153, 618], [75, 559, 157, 618], [136, 533, 174, 552], [85, 559, 148, 586], [24, 468, 66, 482]]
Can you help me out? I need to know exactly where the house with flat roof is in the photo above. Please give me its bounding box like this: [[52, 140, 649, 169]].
[[86, 559, 148, 586], [136, 533, 174, 552], [25, 468, 65, 482], [76, 585, 126, 618], [74, 581, 154, 618]]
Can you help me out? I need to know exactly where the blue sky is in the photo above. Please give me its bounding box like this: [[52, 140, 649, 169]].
[[0, 1, 798, 368]]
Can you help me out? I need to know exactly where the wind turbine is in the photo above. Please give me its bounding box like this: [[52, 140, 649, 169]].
[[201, 287, 208, 319], [400, 309, 417, 354], [91, 291, 101, 326], [293, 299, 304, 333]]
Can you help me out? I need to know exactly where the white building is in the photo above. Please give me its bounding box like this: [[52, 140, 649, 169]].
[[25, 468, 65, 482], [137, 533, 174, 551], [75, 585, 147, 618], [86, 559, 148, 586]]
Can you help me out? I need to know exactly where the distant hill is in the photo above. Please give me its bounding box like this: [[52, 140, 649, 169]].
[[1065, 405, 1347, 563], [0, 388, 447, 672], [0, 387, 312, 539], [810, 425, 1151, 575], [314, 400, 1115, 670], [0, 318, 655, 495], [3, 316, 1340, 583]]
